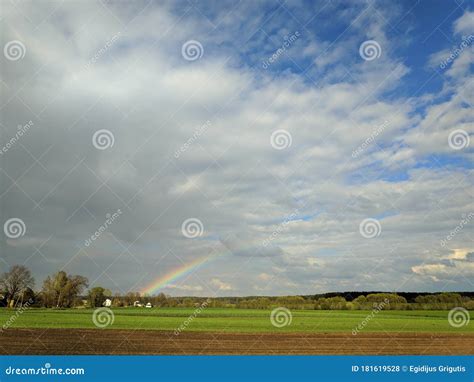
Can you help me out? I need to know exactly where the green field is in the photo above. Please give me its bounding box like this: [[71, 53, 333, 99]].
[[1, 308, 473, 333]]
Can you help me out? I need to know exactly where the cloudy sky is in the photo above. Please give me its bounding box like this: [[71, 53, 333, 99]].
[[1, 0, 472, 297]]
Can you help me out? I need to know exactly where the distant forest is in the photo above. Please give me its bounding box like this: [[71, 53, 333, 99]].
[[307, 291, 474, 303], [1, 265, 473, 310]]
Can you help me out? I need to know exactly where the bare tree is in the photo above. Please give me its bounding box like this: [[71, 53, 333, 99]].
[[41, 271, 88, 308], [0, 265, 35, 307]]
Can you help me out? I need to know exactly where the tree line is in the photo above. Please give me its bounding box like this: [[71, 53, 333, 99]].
[[1, 265, 473, 310]]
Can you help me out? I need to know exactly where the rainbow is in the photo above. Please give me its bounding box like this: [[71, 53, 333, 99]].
[[141, 251, 223, 295]]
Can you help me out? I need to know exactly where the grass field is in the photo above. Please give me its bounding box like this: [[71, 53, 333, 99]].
[[1, 308, 473, 333], [1, 308, 473, 354]]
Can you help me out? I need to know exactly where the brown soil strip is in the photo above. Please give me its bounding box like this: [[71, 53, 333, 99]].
[[0, 329, 472, 355]]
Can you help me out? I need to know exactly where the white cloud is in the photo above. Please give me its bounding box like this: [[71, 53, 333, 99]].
[[0, 2, 472, 295], [210, 278, 233, 291], [454, 10, 474, 35], [258, 273, 272, 281], [166, 284, 204, 292]]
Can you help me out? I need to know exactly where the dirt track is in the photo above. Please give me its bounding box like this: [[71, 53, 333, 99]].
[[0, 329, 472, 355]]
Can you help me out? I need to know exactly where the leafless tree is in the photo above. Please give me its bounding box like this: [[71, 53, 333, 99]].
[[0, 265, 35, 307]]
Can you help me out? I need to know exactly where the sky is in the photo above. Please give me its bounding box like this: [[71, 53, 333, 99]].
[[0, 0, 473, 297]]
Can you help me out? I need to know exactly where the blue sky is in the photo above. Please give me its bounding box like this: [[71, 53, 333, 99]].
[[1, 0, 473, 296]]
